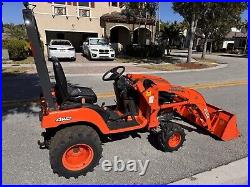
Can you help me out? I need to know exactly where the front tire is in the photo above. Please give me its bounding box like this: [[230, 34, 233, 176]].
[[49, 125, 102, 178], [158, 121, 185, 152]]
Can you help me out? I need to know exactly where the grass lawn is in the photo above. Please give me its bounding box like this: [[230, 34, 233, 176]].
[[142, 58, 218, 71], [2, 57, 34, 64], [2, 67, 35, 76]]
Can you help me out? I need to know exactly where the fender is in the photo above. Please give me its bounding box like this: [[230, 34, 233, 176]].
[[41, 107, 110, 134]]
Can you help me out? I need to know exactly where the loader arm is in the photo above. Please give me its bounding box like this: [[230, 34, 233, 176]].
[[127, 73, 240, 141], [169, 86, 240, 141]]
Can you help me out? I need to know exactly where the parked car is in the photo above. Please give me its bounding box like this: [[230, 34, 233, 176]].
[[81, 38, 115, 60], [47, 39, 76, 61]]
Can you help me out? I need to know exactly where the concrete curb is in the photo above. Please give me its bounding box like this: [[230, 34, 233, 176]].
[[2, 63, 228, 79], [170, 157, 248, 185], [64, 63, 228, 77]]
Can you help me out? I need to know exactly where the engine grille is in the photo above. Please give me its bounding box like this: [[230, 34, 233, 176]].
[[99, 49, 109, 54]]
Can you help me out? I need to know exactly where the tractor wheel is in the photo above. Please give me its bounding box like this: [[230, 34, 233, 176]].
[[49, 125, 102, 178], [158, 121, 185, 152]]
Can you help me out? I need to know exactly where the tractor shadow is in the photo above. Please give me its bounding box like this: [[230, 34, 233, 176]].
[[147, 119, 222, 151], [101, 128, 147, 144], [177, 119, 222, 141], [147, 132, 162, 151], [2, 72, 42, 119]]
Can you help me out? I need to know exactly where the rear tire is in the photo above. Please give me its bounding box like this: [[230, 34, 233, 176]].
[[158, 121, 185, 152], [49, 125, 102, 178]]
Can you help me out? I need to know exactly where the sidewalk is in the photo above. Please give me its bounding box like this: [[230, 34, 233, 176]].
[[170, 157, 248, 185]]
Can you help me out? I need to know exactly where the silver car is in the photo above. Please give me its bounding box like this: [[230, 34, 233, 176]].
[[47, 40, 76, 61]]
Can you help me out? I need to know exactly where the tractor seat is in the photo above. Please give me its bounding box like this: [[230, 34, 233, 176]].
[[67, 84, 97, 104], [52, 58, 97, 107]]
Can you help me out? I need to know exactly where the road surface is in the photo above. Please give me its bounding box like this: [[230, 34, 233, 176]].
[[2, 53, 248, 184]]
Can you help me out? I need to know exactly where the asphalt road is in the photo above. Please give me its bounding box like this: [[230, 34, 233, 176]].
[[65, 53, 247, 94], [2, 54, 248, 184]]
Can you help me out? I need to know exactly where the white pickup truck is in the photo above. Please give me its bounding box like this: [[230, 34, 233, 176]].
[[81, 38, 115, 60]]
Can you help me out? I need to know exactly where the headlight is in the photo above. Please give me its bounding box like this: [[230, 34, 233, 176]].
[[49, 47, 57, 50], [110, 49, 114, 52], [91, 49, 98, 51], [68, 47, 75, 50]]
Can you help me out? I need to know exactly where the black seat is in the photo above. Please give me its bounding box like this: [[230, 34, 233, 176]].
[[52, 58, 97, 108]]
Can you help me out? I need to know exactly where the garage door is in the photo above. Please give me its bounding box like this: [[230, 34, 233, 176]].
[[45, 31, 98, 52]]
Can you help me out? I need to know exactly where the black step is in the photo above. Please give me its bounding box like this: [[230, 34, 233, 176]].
[[107, 120, 139, 130]]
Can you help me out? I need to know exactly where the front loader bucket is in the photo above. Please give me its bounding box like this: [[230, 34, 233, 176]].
[[207, 104, 240, 141]]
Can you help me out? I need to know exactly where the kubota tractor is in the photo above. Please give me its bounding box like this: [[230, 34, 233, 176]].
[[23, 3, 240, 178]]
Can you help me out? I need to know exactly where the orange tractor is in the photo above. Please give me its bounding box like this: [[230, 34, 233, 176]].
[[23, 4, 240, 178]]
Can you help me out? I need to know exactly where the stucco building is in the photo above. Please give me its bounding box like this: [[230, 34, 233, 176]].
[[29, 2, 156, 53]]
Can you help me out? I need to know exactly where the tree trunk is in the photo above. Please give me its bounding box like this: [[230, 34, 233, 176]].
[[244, 35, 248, 54], [132, 21, 135, 44], [201, 37, 208, 59], [167, 39, 170, 56], [138, 23, 140, 45], [210, 41, 213, 54], [151, 24, 154, 44], [187, 15, 198, 63]]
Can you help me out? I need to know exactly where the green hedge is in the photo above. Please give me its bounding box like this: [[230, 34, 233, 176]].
[[125, 44, 165, 58], [2, 39, 29, 60]]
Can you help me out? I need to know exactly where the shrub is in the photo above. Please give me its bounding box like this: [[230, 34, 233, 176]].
[[2, 39, 29, 60], [125, 44, 164, 58], [26, 39, 45, 57]]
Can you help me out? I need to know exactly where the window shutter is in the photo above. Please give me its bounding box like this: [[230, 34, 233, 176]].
[[108, 2, 110, 6], [73, 2, 77, 6], [91, 2, 95, 8], [67, 2, 72, 5]]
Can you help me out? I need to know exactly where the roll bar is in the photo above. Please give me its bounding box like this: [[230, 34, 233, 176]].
[[22, 3, 56, 110]]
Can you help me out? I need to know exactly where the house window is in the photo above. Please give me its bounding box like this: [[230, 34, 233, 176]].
[[54, 6, 66, 15], [78, 2, 89, 7], [111, 2, 118, 7], [79, 9, 90, 17], [78, 2, 90, 17]]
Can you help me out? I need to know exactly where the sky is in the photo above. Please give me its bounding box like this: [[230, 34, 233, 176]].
[[2, 2, 248, 24]]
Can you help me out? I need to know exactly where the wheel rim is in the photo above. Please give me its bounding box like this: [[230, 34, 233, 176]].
[[168, 133, 182, 148], [62, 144, 94, 171]]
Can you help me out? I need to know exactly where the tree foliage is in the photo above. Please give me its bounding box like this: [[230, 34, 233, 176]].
[[198, 3, 247, 58], [123, 2, 158, 19], [160, 21, 183, 55], [173, 2, 247, 61], [3, 23, 27, 40], [122, 3, 158, 44], [173, 3, 208, 63]]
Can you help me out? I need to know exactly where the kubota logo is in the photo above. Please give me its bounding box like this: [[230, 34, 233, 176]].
[[56, 117, 72, 122]]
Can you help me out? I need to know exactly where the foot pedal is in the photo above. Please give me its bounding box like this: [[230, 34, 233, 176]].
[[38, 140, 46, 149], [101, 102, 105, 108]]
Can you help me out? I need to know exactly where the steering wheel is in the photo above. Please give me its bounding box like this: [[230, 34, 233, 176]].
[[102, 66, 125, 81]]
